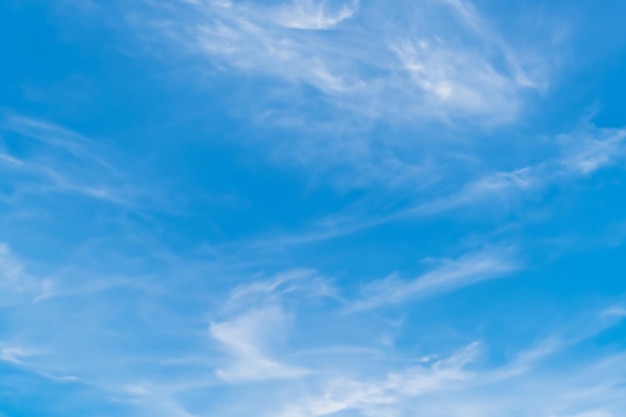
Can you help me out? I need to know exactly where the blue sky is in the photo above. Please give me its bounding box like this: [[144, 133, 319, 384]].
[[1, 0, 626, 416]]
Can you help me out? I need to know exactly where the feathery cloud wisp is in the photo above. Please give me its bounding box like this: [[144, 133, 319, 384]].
[[350, 247, 518, 311], [210, 306, 310, 381]]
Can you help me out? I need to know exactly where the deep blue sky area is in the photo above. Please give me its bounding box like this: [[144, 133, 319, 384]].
[[1, 1, 626, 416]]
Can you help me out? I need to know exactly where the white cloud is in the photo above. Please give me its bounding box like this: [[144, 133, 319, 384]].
[[0, 242, 54, 301], [210, 306, 310, 381], [559, 128, 626, 175], [0, 243, 24, 285], [349, 247, 517, 311], [273, 325, 626, 417], [423, 124, 626, 213], [228, 268, 336, 307], [272, 0, 360, 30], [0, 114, 133, 204], [440, 0, 543, 89], [96, 0, 563, 198], [209, 269, 339, 382], [602, 306, 626, 318], [0, 345, 34, 365], [276, 342, 480, 417], [134, 0, 548, 124], [392, 37, 521, 123], [558, 412, 614, 417]]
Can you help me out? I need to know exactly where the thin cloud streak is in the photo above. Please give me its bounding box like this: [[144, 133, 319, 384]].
[[235, 123, 626, 251], [349, 247, 518, 311], [272, 0, 360, 30], [0, 242, 54, 302], [0, 113, 191, 213], [0, 113, 136, 205], [274, 310, 626, 417]]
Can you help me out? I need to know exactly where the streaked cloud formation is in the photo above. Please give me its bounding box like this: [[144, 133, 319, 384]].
[[0, 114, 136, 204], [137, 0, 549, 124], [2, 0, 626, 416], [350, 247, 518, 311]]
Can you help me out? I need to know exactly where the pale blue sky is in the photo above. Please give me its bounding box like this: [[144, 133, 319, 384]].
[[1, 1, 626, 416]]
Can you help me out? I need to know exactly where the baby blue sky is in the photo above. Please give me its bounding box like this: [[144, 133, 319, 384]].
[[2, 0, 626, 416]]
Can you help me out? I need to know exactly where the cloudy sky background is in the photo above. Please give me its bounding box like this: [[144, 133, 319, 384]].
[[2, 0, 626, 416]]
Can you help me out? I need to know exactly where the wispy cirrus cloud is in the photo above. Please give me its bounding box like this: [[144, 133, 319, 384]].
[[411, 123, 626, 215], [0, 113, 192, 216], [0, 242, 54, 302], [3, 2, 626, 417], [228, 268, 336, 306], [0, 345, 37, 366], [350, 247, 518, 311], [243, 122, 626, 248], [132, 0, 550, 124], [1, 238, 625, 417], [272, 0, 360, 30], [90, 0, 564, 202], [271, 309, 626, 417], [210, 306, 310, 381], [209, 268, 337, 382], [277, 342, 480, 417], [0, 113, 136, 205]]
